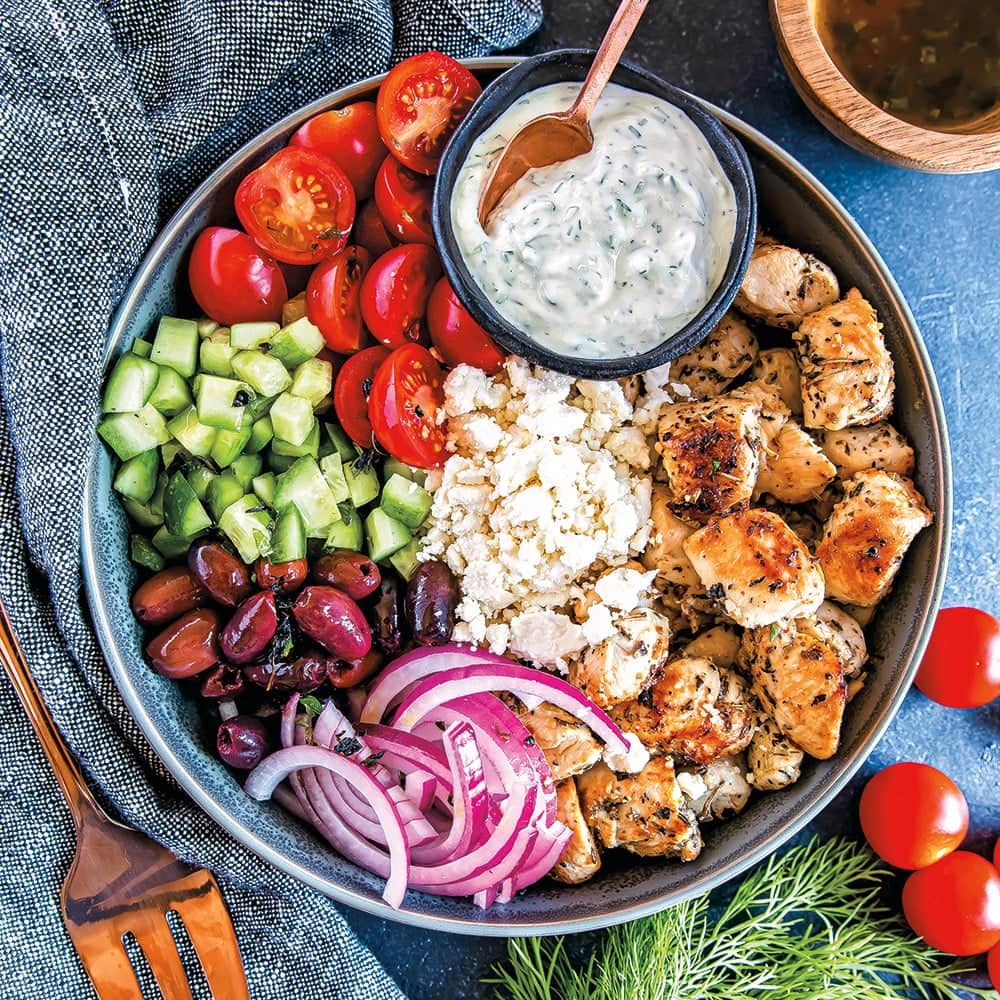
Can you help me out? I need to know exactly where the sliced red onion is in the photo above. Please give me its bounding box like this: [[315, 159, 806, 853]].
[[280, 692, 301, 749], [359, 724, 454, 799], [402, 768, 436, 812], [271, 781, 309, 823], [313, 700, 370, 759], [507, 823, 572, 895]]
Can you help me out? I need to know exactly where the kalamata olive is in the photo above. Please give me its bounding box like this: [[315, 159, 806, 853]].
[[146, 609, 220, 678], [327, 650, 384, 688], [255, 557, 308, 593], [199, 662, 246, 699], [293, 586, 372, 659], [187, 540, 252, 608], [220, 591, 278, 665], [132, 567, 206, 627], [244, 656, 327, 693], [367, 572, 408, 656], [405, 560, 458, 647], [216, 715, 271, 770], [312, 550, 381, 600]]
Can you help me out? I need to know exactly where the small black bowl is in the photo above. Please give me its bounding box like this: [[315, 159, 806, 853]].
[[432, 49, 758, 379]]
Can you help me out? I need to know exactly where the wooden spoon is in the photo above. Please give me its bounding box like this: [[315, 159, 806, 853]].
[[477, 0, 652, 228]]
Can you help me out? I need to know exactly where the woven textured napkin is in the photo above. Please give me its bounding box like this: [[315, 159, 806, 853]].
[[0, 1, 540, 996]]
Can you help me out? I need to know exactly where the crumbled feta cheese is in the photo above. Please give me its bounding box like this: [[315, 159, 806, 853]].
[[595, 567, 658, 611], [580, 602, 617, 645], [602, 732, 651, 774], [676, 770, 709, 802], [508, 611, 587, 671]]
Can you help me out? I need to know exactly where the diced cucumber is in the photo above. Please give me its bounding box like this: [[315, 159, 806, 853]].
[[247, 394, 276, 420], [197, 318, 220, 338], [122, 474, 166, 528], [231, 453, 263, 491], [98, 405, 171, 461], [325, 502, 364, 551], [268, 450, 297, 473], [388, 538, 421, 581], [101, 353, 161, 414], [231, 350, 293, 397], [219, 494, 272, 563], [282, 292, 307, 326], [113, 449, 160, 503], [131, 339, 153, 359], [324, 423, 361, 462], [290, 358, 334, 407], [245, 416, 274, 455], [207, 472, 246, 522], [251, 472, 277, 507], [186, 464, 217, 501], [160, 440, 188, 470], [268, 316, 325, 367], [345, 459, 380, 508], [270, 506, 306, 562], [147, 366, 193, 418], [270, 392, 315, 447], [166, 406, 217, 458], [210, 423, 253, 469], [150, 316, 199, 377], [164, 471, 212, 538], [151, 525, 195, 558], [380, 473, 433, 529], [319, 453, 350, 503], [382, 456, 428, 487], [365, 507, 411, 562], [273, 456, 342, 536], [199, 332, 237, 377], [230, 321, 279, 351], [130, 534, 165, 572], [271, 421, 320, 458], [196, 375, 252, 432]]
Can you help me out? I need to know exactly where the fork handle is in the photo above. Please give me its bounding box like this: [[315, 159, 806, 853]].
[[0, 598, 105, 829]]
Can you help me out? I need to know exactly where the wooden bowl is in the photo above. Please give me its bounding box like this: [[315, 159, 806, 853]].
[[770, 0, 1000, 173]]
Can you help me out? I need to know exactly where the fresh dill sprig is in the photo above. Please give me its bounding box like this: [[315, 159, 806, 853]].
[[487, 838, 997, 1000]]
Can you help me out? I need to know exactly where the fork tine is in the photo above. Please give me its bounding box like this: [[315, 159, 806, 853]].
[[171, 890, 250, 1000], [131, 910, 194, 1000], [70, 932, 144, 1000]]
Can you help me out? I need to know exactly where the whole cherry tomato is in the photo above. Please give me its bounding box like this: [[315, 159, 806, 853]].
[[360, 244, 441, 348], [376, 51, 482, 175], [426, 277, 505, 374], [915, 606, 1000, 708], [902, 851, 1000, 955], [333, 345, 391, 448], [859, 762, 968, 870], [290, 101, 387, 200], [368, 343, 447, 469], [989, 941, 1000, 992], [187, 227, 287, 326], [306, 245, 372, 354], [353, 199, 396, 258], [235, 148, 355, 265], [373, 156, 435, 245]]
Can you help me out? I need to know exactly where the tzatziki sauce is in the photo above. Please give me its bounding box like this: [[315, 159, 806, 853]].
[[450, 82, 737, 360]]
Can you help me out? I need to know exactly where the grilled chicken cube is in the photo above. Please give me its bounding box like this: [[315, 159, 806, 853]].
[[815, 470, 933, 607], [668, 312, 758, 399], [751, 347, 803, 416], [755, 422, 837, 504], [505, 698, 603, 781], [569, 608, 671, 709], [655, 394, 763, 522], [741, 617, 848, 760], [821, 422, 916, 479], [747, 714, 805, 791], [682, 509, 825, 628], [735, 241, 840, 329], [576, 757, 703, 861], [550, 779, 601, 885], [729, 380, 790, 456], [641, 484, 702, 589], [682, 623, 742, 669], [794, 288, 895, 430], [815, 600, 867, 678], [609, 657, 754, 765], [678, 755, 753, 822]]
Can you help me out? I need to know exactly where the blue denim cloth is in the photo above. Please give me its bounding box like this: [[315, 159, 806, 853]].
[[0, 2, 540, 995]]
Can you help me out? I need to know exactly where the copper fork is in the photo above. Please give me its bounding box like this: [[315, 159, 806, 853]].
[[0, 599, 250, 999]]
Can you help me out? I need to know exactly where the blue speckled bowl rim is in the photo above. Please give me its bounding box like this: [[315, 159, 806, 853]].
[[81, 56, 952, 937]]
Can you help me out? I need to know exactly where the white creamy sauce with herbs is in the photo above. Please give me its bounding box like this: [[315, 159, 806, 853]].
[[450, 82, 737, 359]]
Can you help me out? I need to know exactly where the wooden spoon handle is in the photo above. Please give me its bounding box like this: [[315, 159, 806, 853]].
[[0, 598, 105, 829], [569, 0, 652, 122]]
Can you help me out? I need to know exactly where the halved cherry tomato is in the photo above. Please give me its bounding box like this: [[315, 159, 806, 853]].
[[354, 199, 397, 258], [235, 148, 355, 265], [376, 52, 482, 175], [306, 245, 372, 354], [368, 344, 447, 469], [902, 851, 1000, 955], [426, 277, 505, 374], [360, 244, 441, 348], [915, 606, 1000, 708], [290, 101, 387, 201], [333, 346, 391, 448], [374, 156, 435, 245], [859, 762, 969, 870], [188, 227, 287, 326]]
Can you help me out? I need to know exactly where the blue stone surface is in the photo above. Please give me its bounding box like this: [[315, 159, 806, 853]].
[[344, 3, 1000, 995]]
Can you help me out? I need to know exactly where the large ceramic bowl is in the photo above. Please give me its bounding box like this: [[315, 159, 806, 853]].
[[82, 57, 951, 936]]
